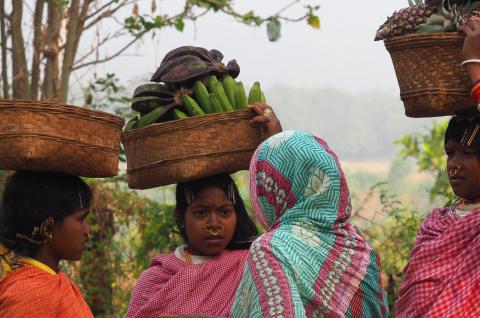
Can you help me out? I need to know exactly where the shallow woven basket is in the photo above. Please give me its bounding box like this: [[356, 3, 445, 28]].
[[122, 109, 263, 189], [0, 99, 124, 177], [385, 32, 475, 117]]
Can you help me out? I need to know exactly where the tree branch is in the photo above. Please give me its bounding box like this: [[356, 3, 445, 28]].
[[83, 0, 136, 31], [30, 0, 45, 100], [72, 31, 146, 71], [0, 0, 8, 98], [59, 0, 91, 102], [11, 0, 30, 99], [41, 1, 63, 101]]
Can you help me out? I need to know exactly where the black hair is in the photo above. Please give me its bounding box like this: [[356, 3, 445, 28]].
[[175, 174, 258, 250], [0, 170, 92, 256], [445, 111, 480, 156]]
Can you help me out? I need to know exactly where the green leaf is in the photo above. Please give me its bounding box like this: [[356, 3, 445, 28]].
[[267, 18, 282, 42], [175, 18, 185, 32], [308, 15, 320, 29]]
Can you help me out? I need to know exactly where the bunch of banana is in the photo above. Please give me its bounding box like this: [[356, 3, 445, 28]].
[[170, 75, 267, 120], [124, 82, 178, 131], [124, 46, 267, 131], [151, 46, 240, 89]]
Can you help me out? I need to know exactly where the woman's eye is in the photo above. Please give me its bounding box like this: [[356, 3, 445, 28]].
[[194, 210, 206, 217], [220, 209, 233, 216]]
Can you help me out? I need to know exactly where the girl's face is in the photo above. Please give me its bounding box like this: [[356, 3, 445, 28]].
[[49, 209, 90, 261], [445, 139, 480, 200], [183, 186, 237, 256]]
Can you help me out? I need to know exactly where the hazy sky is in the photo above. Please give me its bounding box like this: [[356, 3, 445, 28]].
[[89, 0, 408, 94]]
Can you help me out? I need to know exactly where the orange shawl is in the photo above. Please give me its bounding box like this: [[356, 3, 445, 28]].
[[0, 263, 93, 318]]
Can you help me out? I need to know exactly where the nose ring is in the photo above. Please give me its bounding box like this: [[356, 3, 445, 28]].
[[204, 224, 224, 236], [447, 165, 461, 178]]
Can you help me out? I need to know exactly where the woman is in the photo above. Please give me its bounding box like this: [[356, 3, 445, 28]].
[[126, 174, 258, 318], [232, 130, 388, 317], [126, 104, 282, 318], [0, 171, 93, 317], [394, 19, 480, 318]]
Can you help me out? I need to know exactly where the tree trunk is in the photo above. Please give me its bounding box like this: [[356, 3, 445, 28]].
[[30, 0, 45, 100], [0, 0, 8, 99], [59, 0, 90, 103], [11, 0, 30, 99], [41, 2, 62, 101]]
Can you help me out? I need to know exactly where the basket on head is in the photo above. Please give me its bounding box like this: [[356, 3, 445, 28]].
[[0, 99, 124, 177], [122, 109, 263, 189], [385, 32, 476, 117]]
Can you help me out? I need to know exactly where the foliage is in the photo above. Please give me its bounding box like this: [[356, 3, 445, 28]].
[[0, 0, 319, 102], [352, 182, 424, 317], [396, 120, 455, 203]]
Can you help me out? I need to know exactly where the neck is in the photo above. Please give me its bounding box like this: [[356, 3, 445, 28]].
[[32, 247, 60, 273], [460, 197, 480, 204]]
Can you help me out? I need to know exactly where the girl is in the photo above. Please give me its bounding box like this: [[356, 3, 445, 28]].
[[126, 103, 283, 318], [0, 171, 93, 317], [232, 130, 389, 317], [126, 174, 258, 318]]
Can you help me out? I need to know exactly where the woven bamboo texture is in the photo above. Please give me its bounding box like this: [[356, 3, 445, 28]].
[[385, 32, 475, 117], [0, 99, 124, 177], [122, 109, 263, 189]]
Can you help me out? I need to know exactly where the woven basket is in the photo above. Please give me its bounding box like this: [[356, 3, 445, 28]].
[[122, 109, 263, 189], [0, 99, 124, 177], [385, 32, 475, 117]]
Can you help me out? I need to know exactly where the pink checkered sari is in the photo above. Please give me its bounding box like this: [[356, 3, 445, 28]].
[[395, 207, 480, 317], [126, 249, 248, 318]]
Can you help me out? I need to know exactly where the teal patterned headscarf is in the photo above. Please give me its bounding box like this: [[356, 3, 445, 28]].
[[232, 131, 388, 318]]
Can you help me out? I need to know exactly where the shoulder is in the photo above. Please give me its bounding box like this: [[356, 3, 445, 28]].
[[0, 266, 61, 316]]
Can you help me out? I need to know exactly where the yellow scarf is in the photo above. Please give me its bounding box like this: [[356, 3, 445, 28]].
[[0, 243, 56, 277]]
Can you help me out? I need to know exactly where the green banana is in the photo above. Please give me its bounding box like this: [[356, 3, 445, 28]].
[[210, 93, 223, 113], [261, 92, 266, 104], [222, 75, 236, 107], [208, 75, 218, 94], [214, 82, 234, 111], [172, 109, 189, 120], [248, 81, 262, 104], [182, 95, 206, 117], [124, 116, 139, 131], [234, 82, 248, 109], [193, 81, 213, 113], [136, 107, 165, 128]]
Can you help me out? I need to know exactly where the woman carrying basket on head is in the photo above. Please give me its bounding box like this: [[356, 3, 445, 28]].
[[126, 104, 282, 318], [0, 171, 93, 317], [395, 19, 480, 318]]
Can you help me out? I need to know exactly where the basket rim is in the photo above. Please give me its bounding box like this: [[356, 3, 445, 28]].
[[121, 108, 256, 139], [0, 133, 120, 152], [384, 31, 464, 48], [126, 148, 255, 173], [0, 99, 125, 127]]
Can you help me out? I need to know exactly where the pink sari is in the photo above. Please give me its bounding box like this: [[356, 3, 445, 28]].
[[126, 249, 248, 318], [395, 208, 480, 317]]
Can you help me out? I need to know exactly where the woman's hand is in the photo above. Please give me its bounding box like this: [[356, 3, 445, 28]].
[[248, 103, 283, 139], [458, 19, 480, 83]]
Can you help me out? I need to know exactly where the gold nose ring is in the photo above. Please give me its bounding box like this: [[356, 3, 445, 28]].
[[447, 165, 461, 177], [204, 224, 224, 236]]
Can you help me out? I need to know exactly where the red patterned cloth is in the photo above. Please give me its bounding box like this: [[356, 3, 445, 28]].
[[126, 249, 248, 318], [396, 208, 480, 318], [0, 264, 93, 318]]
